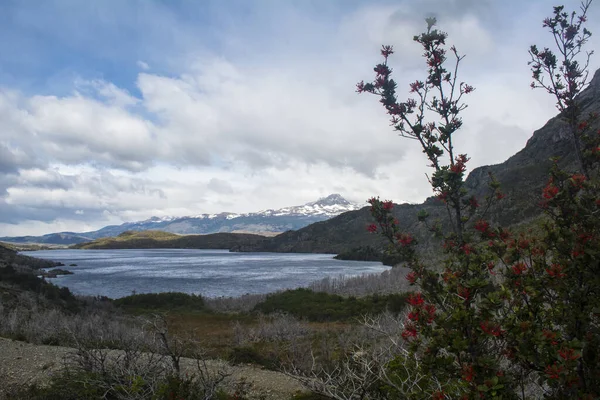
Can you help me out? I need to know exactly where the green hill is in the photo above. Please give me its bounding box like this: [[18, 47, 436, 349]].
[[72, 230, 269, 250]]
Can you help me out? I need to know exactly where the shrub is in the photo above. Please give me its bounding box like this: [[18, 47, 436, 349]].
[[352, 1, 600, 398], [114, 292, 205, 312], [253, 288, 408, 322]]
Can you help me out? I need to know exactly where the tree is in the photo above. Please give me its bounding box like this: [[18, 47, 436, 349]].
[[359, 1, 599, 398], [359, 17, 512, 400]]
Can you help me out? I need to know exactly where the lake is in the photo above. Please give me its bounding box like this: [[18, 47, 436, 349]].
[[21, 249, 389, 299]]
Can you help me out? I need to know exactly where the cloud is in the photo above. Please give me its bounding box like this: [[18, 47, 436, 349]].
[[207, 178, 234, 195], [137, 60, 150, 70], [0, 0, 597, 235]]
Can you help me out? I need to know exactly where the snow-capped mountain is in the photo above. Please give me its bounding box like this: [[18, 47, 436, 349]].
[[1, 194, 361, 245]]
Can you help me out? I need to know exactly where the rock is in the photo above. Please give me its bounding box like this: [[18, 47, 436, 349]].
[[43, 268, 74, 278]]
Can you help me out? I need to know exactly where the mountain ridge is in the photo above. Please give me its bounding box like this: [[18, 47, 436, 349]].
[[0, 194, 360, 245]]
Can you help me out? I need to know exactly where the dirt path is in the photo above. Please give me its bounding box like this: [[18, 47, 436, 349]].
[[0, 337, 305, 399]]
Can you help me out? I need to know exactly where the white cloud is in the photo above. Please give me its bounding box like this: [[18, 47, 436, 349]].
[[137, 60, 150, 70], [0, 0, 597, 235]]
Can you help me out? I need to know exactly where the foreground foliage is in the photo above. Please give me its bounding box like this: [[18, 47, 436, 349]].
[[353, 1, 600, 399]]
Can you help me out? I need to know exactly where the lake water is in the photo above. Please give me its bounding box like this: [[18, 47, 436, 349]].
[[21, 249, 388, 299]]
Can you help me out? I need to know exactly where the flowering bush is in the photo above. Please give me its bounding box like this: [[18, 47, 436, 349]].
[[359, 1, 599, 398]]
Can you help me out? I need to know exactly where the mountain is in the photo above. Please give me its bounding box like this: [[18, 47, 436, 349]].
[[231, 69, 600, 258], [0, 194, 360, 245]]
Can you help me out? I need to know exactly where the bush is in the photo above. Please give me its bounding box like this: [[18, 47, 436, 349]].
[[253, 288, 408, 322], [114, 292, 205, 312]]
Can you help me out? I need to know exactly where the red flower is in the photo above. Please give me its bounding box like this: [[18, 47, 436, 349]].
[[545, 363, 563, 380], [469, 196, 479, 209], [401, 324, 418, 340], [432, 391, 445, 400], [458, 286, 470, 300], [382, 200, 394, 210], [480, 320, 505, 337], [398, 234, 414, 246], [546, 263, 566, 278], [407, 292, 425, 306], [496, 192, 505, 200], [461, 244, 474, 255], [408, 311, 420, 321], [462, 364, 474, 382], [406, 271, 418, 284], [409, 80, 424, 93], [543, 184, 559, 199], [366, 224, 377, 233], [570, 174, 586, 189], [437, 191, 449, 203], [380, 45, 394, 57], [462, 84, 475, 94], [512, 262, 527, 275], [443, 239, 456, 249], [558, 347, 580, 361], [356, 81, 366, 93], [474, 220, 490, 233], [424, 304, 436, 323]]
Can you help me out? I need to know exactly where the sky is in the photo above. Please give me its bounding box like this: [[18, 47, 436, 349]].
[[0, 0, 599, 236]]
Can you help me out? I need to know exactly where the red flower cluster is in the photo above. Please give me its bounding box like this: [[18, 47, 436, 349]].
[[462, 84, 475, 94], [462, 364, 474, 382], [431, 391, 445, 400], [545, 363, 563, 380], [559, 347, 580, 361], [480, 320, 505, 337], [408, 311, 420, 321], [512, 262, 527, 275], [382, 200, 394, 210], [406, 271, 418, 284], [450, 154, 469, 174], [546, 263, 566, 278], [366, 224, 377, 233], [468, 196, 479, 209], [408, 292, 425, 306], [401, 324, 418, 340], [543, 184, 559, 199], [474, 220, 490, 233], [458, 286, 470, 300], [409, 80, 425, 93], [424, 304, 436, 323], [461, 244, 474, 255], [398, 233, 414, 246], [356, 81, 367, 93], [380, 45, 394, 57], [570, 174, 586, 189]]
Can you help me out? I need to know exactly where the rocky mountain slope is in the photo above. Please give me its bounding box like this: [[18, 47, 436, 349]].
[[232, 69, 600, 257], [1, 194, 359, 245]]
